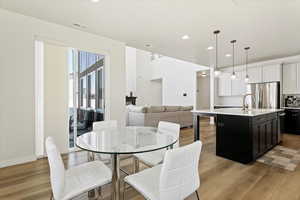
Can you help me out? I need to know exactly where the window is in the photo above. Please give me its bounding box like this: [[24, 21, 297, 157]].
[[90, 72, 96, 109], [80, 77, 86, 108], [69, 49, 105, 148], [97, 68, 104, 109], [86, 72, 96, 109]]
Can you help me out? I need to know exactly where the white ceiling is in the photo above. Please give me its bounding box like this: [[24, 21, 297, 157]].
[[1, 0, 300, 67]]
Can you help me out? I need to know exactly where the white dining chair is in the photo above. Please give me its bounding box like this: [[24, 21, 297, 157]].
[[92, 120, 118, 162], [124, 141, 202, 200], [134, 121, 180, 168], [46, 137, 112, 200]]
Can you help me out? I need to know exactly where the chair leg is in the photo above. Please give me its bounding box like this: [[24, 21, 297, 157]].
[[88, 189, 96, 198], [97, 187, 103, 200], [88, 152, 95, 161], [195, 190, 200, 200], [133, 157, 140, 173], [123, 181, 127, 200], [120, 168, 129, 175]]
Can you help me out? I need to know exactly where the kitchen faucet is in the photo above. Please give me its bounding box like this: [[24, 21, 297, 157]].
[[242, 94, 256, 111]]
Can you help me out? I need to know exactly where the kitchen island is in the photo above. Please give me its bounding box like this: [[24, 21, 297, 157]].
[[193, 108, 283, 164]]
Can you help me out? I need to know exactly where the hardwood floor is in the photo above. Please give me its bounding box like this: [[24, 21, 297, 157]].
[[1, 119, 300, 200]]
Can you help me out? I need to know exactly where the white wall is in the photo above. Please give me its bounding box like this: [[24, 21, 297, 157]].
[[126, 47, 136, 95], [135, 50, 163, 106], [153, 56, 208, 106], [126, 48, 163, 106], [44, 43, 69, 154], [125, 48, 208, 107], [161, 64, 197, 106], [0, 8, 126, 167]]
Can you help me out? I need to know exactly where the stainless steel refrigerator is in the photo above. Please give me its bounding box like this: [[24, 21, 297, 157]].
[[246, 81, 280, 109], [246, 81, 282, 143]]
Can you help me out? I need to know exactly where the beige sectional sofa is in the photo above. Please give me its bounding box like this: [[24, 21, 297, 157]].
[[126, 105, 193, 128]]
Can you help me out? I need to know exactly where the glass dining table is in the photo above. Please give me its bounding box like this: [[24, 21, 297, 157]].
[[76, 126, 178, 200]]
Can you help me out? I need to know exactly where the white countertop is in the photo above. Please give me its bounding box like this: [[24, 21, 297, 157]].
[[192, 108, 284, 116], [214, 105, 242, 108], [281, 107, 300, 110]]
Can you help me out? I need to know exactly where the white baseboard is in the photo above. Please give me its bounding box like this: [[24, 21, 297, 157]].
[[0, 155, 37, 168], [1, 148, 85, 168]]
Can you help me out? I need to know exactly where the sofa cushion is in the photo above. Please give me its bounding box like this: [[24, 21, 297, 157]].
[[181, 106, 193, 111], [164, 106, 182, 112], [127, 106, 193, 128], [146, 106, 165, 113], [127, 105, 147, 113], [178, 110, 193, 127]]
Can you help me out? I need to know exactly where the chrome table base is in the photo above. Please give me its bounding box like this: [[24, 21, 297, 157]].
[[112, 154, 120, 200]]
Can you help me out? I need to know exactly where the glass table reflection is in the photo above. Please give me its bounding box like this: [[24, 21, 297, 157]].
[[76, 126, 177, 200]]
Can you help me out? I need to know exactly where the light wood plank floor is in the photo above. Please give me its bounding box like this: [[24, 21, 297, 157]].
[[1, 119, 300, 200]]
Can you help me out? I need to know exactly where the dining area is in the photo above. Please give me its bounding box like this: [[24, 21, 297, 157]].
[[46, 121, 202, 200]]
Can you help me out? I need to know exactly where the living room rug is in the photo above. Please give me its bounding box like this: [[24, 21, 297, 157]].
[[257, 145, 300, 171]]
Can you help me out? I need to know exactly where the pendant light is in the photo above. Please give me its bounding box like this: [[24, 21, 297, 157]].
[[213, 30, 221, 77], [244, 47, 250, 83], [230, 40, 237, 80], [201, 71, 207, 77]]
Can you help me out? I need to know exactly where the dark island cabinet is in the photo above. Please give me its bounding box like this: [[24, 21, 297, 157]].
[[216, 113, 279, 164]]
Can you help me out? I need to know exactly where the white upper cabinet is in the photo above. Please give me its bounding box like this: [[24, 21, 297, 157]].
[[218, 72, 232, 96], [218, 63, 285, 97], [262, 64, 281, 82], [283, 63, 298, 94], [218, 71, 246, 96], [247, 66, 262, 83], [231, 71, 246, 96]]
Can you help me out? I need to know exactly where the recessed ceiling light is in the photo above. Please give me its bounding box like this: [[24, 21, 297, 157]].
[[181, 35, 190, 40], [225, 54, 232, 57], [90, 0, 100, 2], [207, 46, 214, 50]]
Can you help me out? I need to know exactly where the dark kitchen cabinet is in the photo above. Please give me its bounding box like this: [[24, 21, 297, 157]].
[[216, 113, 279, 164], [272, 118, 279, 145], [285, 109, 300, 134], [252, 114, 278, 159]]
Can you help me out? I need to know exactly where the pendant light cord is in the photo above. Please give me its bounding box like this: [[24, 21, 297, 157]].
[[231, 40, 236, 74], [245, 47, 250, 75], [213, 30, 220, 72], [216, 33, 218, 70], [232, 42, 234, 73], [246, 50, 248, 74]]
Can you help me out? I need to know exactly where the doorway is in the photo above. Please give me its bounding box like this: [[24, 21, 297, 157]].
[[69, 50, 106, 148], [35, 40, 106, 157], [196, 71, 211, 110]]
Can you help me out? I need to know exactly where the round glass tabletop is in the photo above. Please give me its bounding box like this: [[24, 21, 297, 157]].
[[76, 126, 178, 154]]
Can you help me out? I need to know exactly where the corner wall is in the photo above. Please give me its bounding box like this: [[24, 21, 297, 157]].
[[125, 47, 209, 107], [0, 8, 126, 167]]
